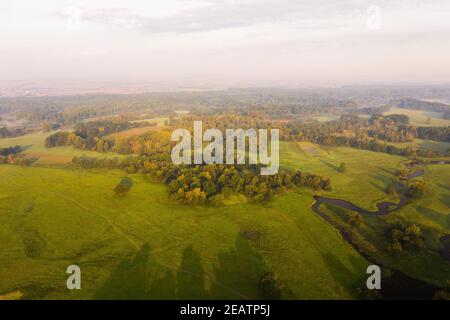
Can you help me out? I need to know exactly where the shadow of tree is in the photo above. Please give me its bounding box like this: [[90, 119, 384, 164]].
[[147, 268, 176, 299], [320, 160, 339, 172], [377, 166, 395, 176], [417, 206, 449, 229], [176, 245, 208, 299], [369, 173, 392, 188], [95, 237, 290, 300], [210, 235, 268, 299], [321, 253, 362, 297], [369, 181, 386, 193], [95, 244, 150, 299]]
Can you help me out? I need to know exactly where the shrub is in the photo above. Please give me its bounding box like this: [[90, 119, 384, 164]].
[[348, 213, 363, 227], [114, 177, 133, 197], [260, 272, 282, 300]]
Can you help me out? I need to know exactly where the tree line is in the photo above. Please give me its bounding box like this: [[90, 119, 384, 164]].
[[71, 153, 331, 206]]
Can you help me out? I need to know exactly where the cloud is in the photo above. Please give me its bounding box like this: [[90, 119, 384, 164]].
[[77, 0, 370, 34]]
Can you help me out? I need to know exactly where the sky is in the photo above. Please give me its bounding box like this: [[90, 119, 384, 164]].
[[1, 0, 450, 88]]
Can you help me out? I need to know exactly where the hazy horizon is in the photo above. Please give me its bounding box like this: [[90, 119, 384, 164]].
[[1, 0, 450, 89]]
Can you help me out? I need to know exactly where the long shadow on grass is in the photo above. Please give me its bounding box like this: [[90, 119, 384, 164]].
[[417, 206, 450, 229], [210, 235, 269, 299], [321, 253, 362, 297], [176, 245, 208, 299], [369, 173, 392, 189], [320, 160, 339, 172], [95, 244, 151, 299]]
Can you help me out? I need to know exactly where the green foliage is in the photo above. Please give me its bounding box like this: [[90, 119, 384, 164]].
[[347, 213, 362, 227], [260, 272, 283, 300], [114, 177, 133, 197], [432, 290, 450, 300], [73, 154, 331, 207], [406, 180, 426, 200], [338, 162, 347, 173], [389, 224, 425, 252], [42, 123, 51, 132]]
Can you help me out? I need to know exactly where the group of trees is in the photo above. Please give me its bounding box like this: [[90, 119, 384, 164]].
[[42, 122, 61, 132], [283, 114, 449, 157], [0, 145, 22, 156], [0, 145, 33, 166], [405, 180, 427, 201], [0, 127, 26, 138], [388, 224, 425, 255], [45, 120, 158, 152], [416, 126, 449, 142], [71, 153, 332, 206], [166, 164, 331, 206]]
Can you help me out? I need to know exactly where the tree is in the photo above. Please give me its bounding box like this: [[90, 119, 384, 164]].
[[260, 272, 283, 299], [388, 241, 402, 256], [348, 213, 363, 227], [406, 181, 426, 200], [42, 122, 51, 132], [338, 162, 347, 173], [114, 177, 133, 197], [432, 290, 450, 300]]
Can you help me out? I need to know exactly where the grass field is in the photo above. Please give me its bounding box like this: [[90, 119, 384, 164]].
[[130, 117, 169, 126], [279, 141, 450, 287], [386, 139, 450, 154], [383, 107, 450, 127], [0, 135, 448, 299], [280, 141, 406, 210], [0, 165, 369, 299], [105, 126, 165, 139], [0, 131, 126, 166], [317, 164, 450, 287]]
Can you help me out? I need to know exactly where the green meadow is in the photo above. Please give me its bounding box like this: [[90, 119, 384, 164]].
[[279, 141, 449, 287], [0, 133, 449, 299], [383, 107, 450, 127], [280, 141, 406, 210], [0, 165, 368, 299], [386, 139, 450, 154], [0, 131, 126, 166]]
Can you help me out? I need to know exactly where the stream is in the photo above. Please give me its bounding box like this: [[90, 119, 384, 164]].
[[310, 162, 448, 299]]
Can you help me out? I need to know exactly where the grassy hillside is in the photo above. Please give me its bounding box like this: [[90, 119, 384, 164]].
[[383, 107, 450, 127], [280, 141, 405, 210], [0, 134, 448, 300], [386, 139, 450, 154], [0, 165, 369, 299], [0, 131, 126, 166], [278, 141, 450, 287]]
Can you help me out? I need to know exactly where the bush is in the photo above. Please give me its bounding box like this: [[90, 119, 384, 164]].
[[207, 194, 224, 207], [388, 241, 402, 256], [114, 177, 133, 197], [432, 290, 450, 300], [260, 272, 282, 299], [348, 213, 363, 227]]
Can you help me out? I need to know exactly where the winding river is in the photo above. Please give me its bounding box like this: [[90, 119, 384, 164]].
[[310, 163, 449, 299]]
